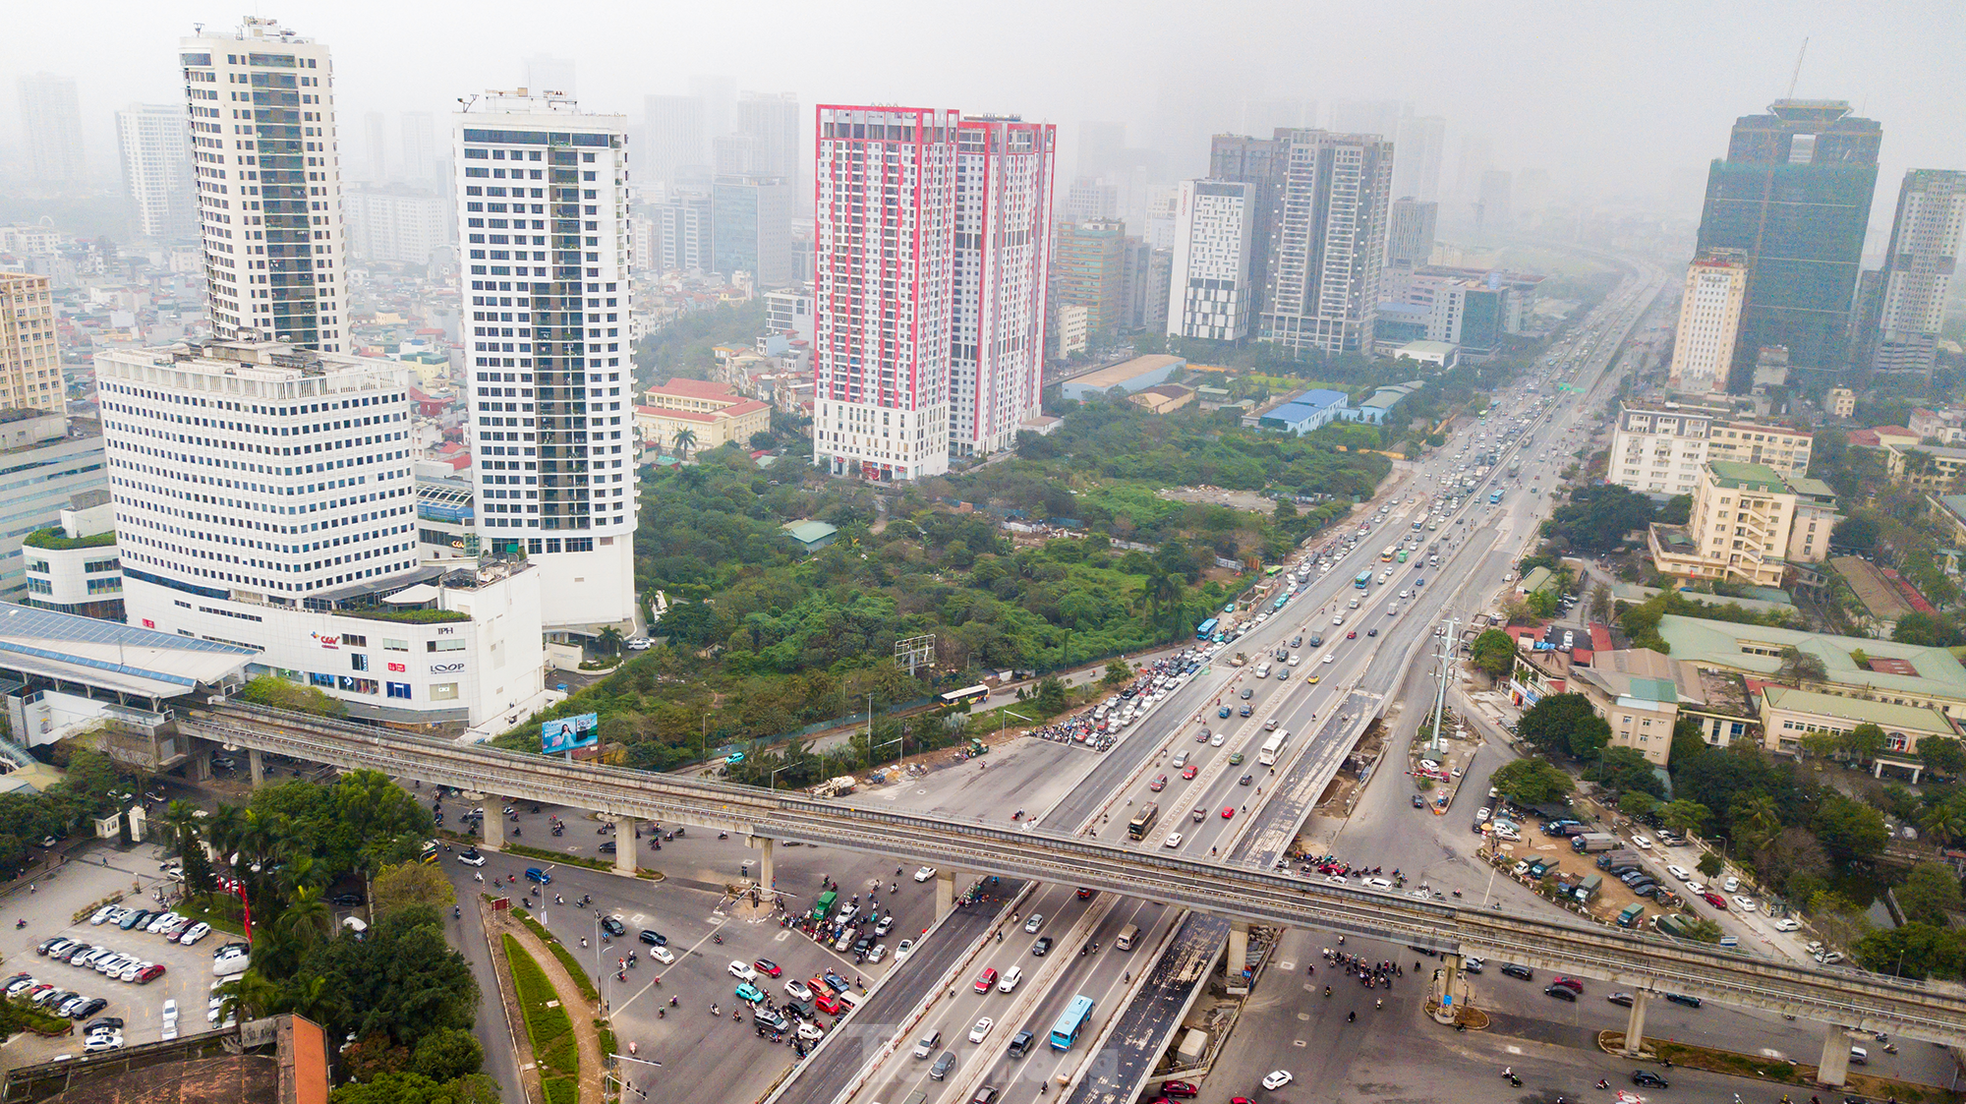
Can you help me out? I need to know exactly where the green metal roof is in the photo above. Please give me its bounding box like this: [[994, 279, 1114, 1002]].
[[1657, 614, 1966, 699], [782, 520, 839, 546], [1760, 685, 1955, 734], [1629, 677, 1678, 702]]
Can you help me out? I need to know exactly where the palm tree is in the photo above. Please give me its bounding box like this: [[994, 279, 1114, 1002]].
[[1917, 800, 1965, 848], [278, 884, 334, 953], [596, 626, 624, 657], [1735, 793, 1783, 851], [161, 799, 203, 860], [215, 970, 282, 1025], [671, 427, 699, 461]]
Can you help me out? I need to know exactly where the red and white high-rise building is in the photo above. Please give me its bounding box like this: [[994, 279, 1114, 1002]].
[[812, 105, 959, 481], [950, 115, 1054, 459]]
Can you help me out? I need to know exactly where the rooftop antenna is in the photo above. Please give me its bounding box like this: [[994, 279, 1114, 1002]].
[[1786, 37, 1809, 98]]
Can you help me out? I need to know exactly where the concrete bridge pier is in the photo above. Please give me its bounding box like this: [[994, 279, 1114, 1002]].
[[465, 793, 502, 851], [1620, 991, 1650, 1055], [188, 747, 212, 782], [748, 836, 774, 897], [1431, 955, 1466, 1025], [935, 870, 957, 920], [612, 816, 637, 875], [247, 747, 264, 787], [1816, 1026, 1854, 1087]]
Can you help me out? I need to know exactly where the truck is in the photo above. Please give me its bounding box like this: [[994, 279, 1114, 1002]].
[[1229, 652, 1248, 667], [1653, 914, 1691, 939], [1571, 832, 1619, 853], [1595, 850, 1640, 871], [1616, 903, 1646, 928], [810, 889, 838, 921], [1573, 874, 1603, 902]]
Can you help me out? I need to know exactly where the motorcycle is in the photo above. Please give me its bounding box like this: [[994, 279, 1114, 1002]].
[[552, 826, 564, 836]]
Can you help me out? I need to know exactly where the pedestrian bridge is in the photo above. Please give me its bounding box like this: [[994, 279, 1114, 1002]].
[[180, 701, 1966, 1052]]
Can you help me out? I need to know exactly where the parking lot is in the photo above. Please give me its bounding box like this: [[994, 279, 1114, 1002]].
[[0, 837, 232, 1063]]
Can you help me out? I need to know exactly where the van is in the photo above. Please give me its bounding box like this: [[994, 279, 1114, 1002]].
[[914, 1029, 942, 1058], [904, 1093, 930, 1104], [996, 966, 1023, 992], [1255, 662, 1272, 679], [1116, 924, 1142, 952], [1849, 1047, 1868, 1066], [835, 989, 863, 1013]]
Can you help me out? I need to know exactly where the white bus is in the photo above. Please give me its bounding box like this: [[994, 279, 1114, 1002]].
[[1257, 730, 1288, 766]]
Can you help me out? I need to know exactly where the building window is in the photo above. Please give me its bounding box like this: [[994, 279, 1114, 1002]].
[[429, 682, 459, 701], [351, 654, 369, 671], [386, 682, 412, 699], [308, 672, 335, 688], [427, 638, 466, 653], [383, 638, 409, 651]]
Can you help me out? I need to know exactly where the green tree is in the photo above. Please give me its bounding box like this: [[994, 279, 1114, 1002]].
[[1101, 660, 1134, 688], [235, 675, 347, 717], [1618, 791, 1659, 819], [1680, 917, 1724, 944], [1033, 676, 1069, 714], [1918, 736, 1966, 779], [372, 860, 457, 920], [670, 426, 700, 460], [1489, 758, 1574, 806], [1468, 629, 1518, 679], [595, 625, 624, 657], [1842, 723, 1888, 763], [1893, 861, 1965, 926], [1587, 746, 1665, 797], [1854, 923, 1965, 980], [1659, 799, 1711, 838], [1696, 852, 1724, 878], [1917, 796, 1966, 847], [1731, 793, 1784, 853], [410, 1026, 486, 1082], [1516, 693, 1610, 760], [1812, 793, 1888, 863], [1775, 646, 1827, 686]]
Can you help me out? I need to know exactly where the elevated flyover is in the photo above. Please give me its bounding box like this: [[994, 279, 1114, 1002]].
[[180, 701, 1966, 1049]]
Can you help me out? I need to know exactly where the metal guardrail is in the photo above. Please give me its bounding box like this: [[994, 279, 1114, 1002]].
[[184, 701, 1966, 1045]]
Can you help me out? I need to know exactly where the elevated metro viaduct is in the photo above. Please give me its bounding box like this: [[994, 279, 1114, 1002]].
[[182, 701, 1966, 1085]]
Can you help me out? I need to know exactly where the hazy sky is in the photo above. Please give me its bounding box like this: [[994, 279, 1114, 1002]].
[[7, 0, 1965, 225]]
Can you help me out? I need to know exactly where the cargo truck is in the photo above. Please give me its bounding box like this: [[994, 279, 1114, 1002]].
[[1616, 904, 1645, 928], [1595, 850, 1640, 870], [1570, 832, 1619, 853], [1573, 874, 1603, 902]]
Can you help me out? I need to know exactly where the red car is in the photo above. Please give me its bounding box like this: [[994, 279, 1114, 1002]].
[[1181, 765, 1199, 780], [1703, 892, 1728, 910], [1160, 1081, 1200, 1099], [1221, 806, 1235, 819], [1149, 775, 1167, 792], [1346, 630, 1357, 639], [137, 963, 167, 983], [1075, 887, 1094, 900], [753, 958, 782, 978], [1551, 976, 1584, 994], [974, 968, 999, 993]]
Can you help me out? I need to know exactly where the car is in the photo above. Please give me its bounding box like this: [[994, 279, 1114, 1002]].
[[1238, 687, 1254, 700], [70, 997, 107, 1020], [523, 868, 551, 885], [1262, 1070, 1294, 1091], [589, 915, 624, 938], [1723, 876, 1739, 893], [1665, 864, 1690, 881], [1663, 993, 1702, 1008], [1239, 704, 1253, 716], [1632, 1071, 1670, 1088], [89, 906, 118, 926], [1475, 807, 1492, 823], [1228, 751, 1245, 765], [785, 979, 814, 1002], [119, 961, 150, 984], [162, 998, 179, 1026], [1544, 985, 1577, 1001], [1218, 706, 1232, 718], [996, 966, 1023, 993], [914, 865, 936, 882], [1773, 918, 1801, 932], [1149, 775, 1167, 792], [728, 960, 758, 982], [931, 1052, 958, 1080], [56, 994, 88, 1017], [1210, 732, 1226, 747], [1221, 806, 1236, 819], [1702, 892, 1727, 910], [974, 968, 999, 993], [1164, 831, 1183, 848], [37, 938, 67, 956], [1462, 957, 1485, 973], [639, 930, 666, 946], [874, 914, 896, 936], [35, 988, 72, 1008], [137, 964, 166, 983], [1032, 937, 1053, 956], [1239, 774, 1253, 786], [914, 1029, 942, 1058], [1501, 964, 1533, 980], [1007, 1029, 1037, 1059], [84, 1016, 124, 1033], [160, 916, 192, 937], [1630, 835, 1652, 850], [1607, 992, 1635, 1007], [625, 636, 653, 651], [867, 943, 887, 963], [119, 910, 151, 931], [1367, 628, 1378, 637], [148, 912, 180, 934], [1551, 976, 1585, 994], [1412, 794, 1425, 808], [753, 957, 782, 978], [1023, 913, 1044, 934], [1732, 895, 1757, 912], [1181, 765, 1198, 780], [83, 1031, 123, 1053], [895, 939, 915, 963], [1815, 950, 1844, 965], [1160, 1081, 1200, 1099], [969, 1016, 994, 1042], [1684, 881, 1704, 895], [1322, 653, 1336, 663], [734, 982, 764, 1003], [1346, 630, 1357, 640], [971, 1088, 1001, 1104]]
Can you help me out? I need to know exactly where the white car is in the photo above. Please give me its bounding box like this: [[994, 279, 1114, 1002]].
[[914, 866, 936, 883], [179, 922, 212, 945], [1210, 732, 1225, 747], [796, 1020, 825, 1042], [894, 939, 914, 964], [83, 1031, 123, 1053], [1474, 808, 1491, 823], [968, 1016, 994, 1043], [212, 950, 250, 977], [1684, 881, 1704, 895], [1024, 914, 1045, 934], [162, 998, 178, 1027], [1773, 918, 1801, 933], [1322, 653, 1335, 664], [120, 960, 151, 983], [455, 851, 487, 867], [997, 966, 1023, 993], [650, 946, 675, 965], [1163, 831, 1183, 849], [1733, 895, 1758, 912], [785, 980, 813, 1002], [866, 943, 886, 963], [89, 905, 118, 926], [1630, 835, 1653, 850], [1263, 1070, 1295, 1091], [1665, 865, 1690, 881], [1286, 656, 1301, 667], [1723, 876, 1739, 893]]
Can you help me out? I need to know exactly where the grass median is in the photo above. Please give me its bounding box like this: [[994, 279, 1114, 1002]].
[[505, 933, 580, 1104]]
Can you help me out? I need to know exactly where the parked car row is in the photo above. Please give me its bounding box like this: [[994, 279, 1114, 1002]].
[[2, 971, 110, 1021], [88, 904, 214, 947], [33, 935, 168, 985]]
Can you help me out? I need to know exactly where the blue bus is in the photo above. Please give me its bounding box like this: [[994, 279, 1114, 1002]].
[[1353, 570, 1372, 590], [1050, 995, 1095, 1050], [1488, 488, 1504, 504], [1195, 617, 1218, 641]]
